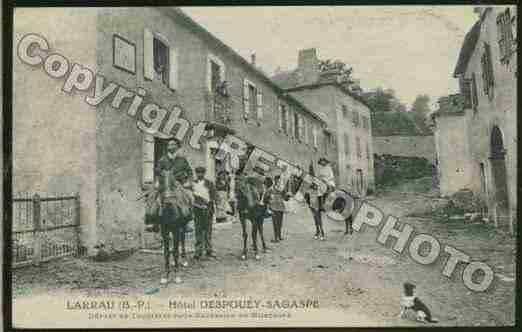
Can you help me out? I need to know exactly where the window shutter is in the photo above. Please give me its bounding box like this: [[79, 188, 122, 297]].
[[344, 133, 350, 155], [142, 133, 155, 187], [144, 28, 154, 80], [312, 124, 317, 148], [220, 61, 226, 83], [278, 104, 283, 130], [303, 117, 308, 144], [257, 92, 263, 120], [206, 56, 212, 92], [486, 43, 494, 87], [461, 79, 472, 109], [472, 73, 479, 111], [298, 115, 304, 141], [169, 47, 178, 90], [243, 79, 250, 118], [286, 109, 294, 137]]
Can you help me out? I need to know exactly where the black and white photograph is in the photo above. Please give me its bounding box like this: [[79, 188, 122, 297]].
[[3, 2, 518, 329]]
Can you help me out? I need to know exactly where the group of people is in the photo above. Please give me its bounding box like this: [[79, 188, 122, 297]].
[[144, 138, 355, 285]]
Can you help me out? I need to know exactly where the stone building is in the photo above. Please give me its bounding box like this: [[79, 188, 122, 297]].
[[433, 6, 517, 233], [13, 7, 329, 252], [272, 49, 375, 195]]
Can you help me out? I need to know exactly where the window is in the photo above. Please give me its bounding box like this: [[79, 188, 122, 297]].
[[362, 116, 369, 130], [279, 104, 289, 134], [497, 8, 514, 63], [312, 124, 318, 148], [366, 142, 370, 160], [210, 60, 221, 92], [471, 73, 479, 113], [243, 79, 262, 121], [324, 132, 331, 154], [352, 110, 359, 127], [249, 84, 257, 115], [293, 112, 300, 139], [479, 162, 487, 195], [342, 105, 348, 118], [144, 29, 178, 90], [153, 38, 169, 85], [344, 133, 350, 155], [207, 54, 226, 93], [301, 116, 308, 144], [481, 43, 494, 100], [461, 79, 472, 109], [356, 136, 362, 159]]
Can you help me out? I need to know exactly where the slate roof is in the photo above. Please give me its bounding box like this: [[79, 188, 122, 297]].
[[453, 20, 482, 77], [271, 69, 371, 109], [164, 8, 326, 124]]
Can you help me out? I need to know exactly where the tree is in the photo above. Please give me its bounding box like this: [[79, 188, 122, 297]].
[[410, 94, 432, 133], [361, 87, 406, 113]]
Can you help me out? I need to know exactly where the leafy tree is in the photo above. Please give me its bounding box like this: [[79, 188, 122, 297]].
[[410, 94, 432, 133], [361, 87, 406, 113]]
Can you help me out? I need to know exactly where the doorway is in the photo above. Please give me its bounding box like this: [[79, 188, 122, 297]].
[[489, 126, 510, 231]]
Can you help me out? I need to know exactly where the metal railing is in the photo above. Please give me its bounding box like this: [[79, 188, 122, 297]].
[[12, 192, 84, 268]]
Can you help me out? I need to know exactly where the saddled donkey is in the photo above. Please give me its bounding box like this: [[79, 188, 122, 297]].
[[159, 168, 193, 284], [235, 169, 268, 260], [155, 138, 194, 285]]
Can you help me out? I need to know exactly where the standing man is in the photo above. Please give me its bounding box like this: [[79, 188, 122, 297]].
[[192, 166, 217, 260], [155, 138, 193, 285]]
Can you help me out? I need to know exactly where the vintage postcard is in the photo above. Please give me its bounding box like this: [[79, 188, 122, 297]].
[[6, 4, 517, 329]]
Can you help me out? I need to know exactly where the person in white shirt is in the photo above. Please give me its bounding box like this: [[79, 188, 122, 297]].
[[317, 158, 335, 187]]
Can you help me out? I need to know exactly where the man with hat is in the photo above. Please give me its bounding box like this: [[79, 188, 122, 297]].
[[155, 137, 193, 284], [192, 166, 217, 259]]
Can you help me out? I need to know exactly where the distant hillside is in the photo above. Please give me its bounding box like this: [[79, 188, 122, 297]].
[[371, 111, 431, 137]]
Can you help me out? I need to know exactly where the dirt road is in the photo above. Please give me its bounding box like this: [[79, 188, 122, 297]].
[[12, 191, 516, 327]]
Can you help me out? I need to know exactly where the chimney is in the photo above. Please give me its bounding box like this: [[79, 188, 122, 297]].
[[251, 53, 256, 66], [297, 48, 319, 85]]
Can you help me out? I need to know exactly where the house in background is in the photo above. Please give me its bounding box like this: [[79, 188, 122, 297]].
[[433, 6, 517, 233], [13, 7, 329, 252], [272, 48, 375, 195]]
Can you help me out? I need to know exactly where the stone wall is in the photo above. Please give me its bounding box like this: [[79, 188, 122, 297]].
[[373, 135, 436, 164]]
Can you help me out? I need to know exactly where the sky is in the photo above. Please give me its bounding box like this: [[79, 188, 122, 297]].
[[182, 6, 479, 109]]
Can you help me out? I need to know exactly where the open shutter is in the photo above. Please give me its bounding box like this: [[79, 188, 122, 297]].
[[313, 124, 318, 148], [286, 108, 294, 137], [206, 56, 212, 92], [257, 92, 263, 120], [303, 116, 308, 144], [298, 115, 304, 141], [278, 104, 283, 130], [142, 133, 155, 187], [243, 79, 250, 119], [144, 28, 154, 80], [169, 47, 178, 90], [219, 60, 226, 83]]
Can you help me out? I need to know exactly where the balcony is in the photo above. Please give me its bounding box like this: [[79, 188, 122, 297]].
[[204, 82, 235, 136]]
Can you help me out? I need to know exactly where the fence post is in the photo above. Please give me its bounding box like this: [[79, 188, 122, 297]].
[[33, 193, 42, 266], [74, 192, 81, 256]]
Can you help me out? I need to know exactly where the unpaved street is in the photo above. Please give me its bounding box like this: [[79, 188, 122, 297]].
[[12, 190, 516, 327]]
